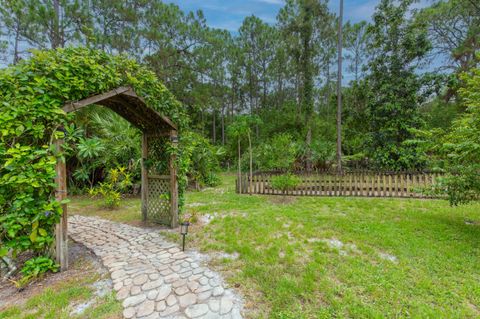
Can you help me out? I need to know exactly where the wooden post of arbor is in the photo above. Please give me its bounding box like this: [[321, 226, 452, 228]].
[[169, 130, 179, 228], [141, 133, 149, 223], [54, 137, 68, 271]]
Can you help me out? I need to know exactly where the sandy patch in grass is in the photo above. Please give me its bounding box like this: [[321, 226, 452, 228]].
[[269, 196, 297, 205], [378, 252, 398, 263]]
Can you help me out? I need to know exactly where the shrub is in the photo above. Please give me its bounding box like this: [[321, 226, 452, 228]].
[[250, 133, 298, 171], [181, 132, 223, 188], [435, 67, 480, 205], [19, 256, 59, 286], [271, 174, 301, 193], [89, 167, 131, 208]]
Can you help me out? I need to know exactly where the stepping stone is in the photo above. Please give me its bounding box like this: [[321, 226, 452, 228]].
[[133, 274, 148, 286], [220, 297, 233, 314], [156, 285, 172, 301], [212, 286, 224, 297], [123, 294, 146, 308], [178, 292, 197, 308], [142, 279, 163, 291], [166, 294, 177, 306], [185, 304, 209, 318], [161, 304, 180, 316], [208, 299, 220, 312], [136, 300, 155, 317], [123, 307, 135, 319], [156, 300, 166, 311], [175, 285, 189, 296]]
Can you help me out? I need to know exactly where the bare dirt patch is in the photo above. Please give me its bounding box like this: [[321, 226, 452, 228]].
[[269, 196, 297, 205]]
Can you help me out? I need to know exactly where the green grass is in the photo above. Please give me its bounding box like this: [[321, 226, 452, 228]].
[[68, 196, 141, 224], [187, 174, 480, 318], [0, 275, 121, 319], [70, 174, 480, 318]]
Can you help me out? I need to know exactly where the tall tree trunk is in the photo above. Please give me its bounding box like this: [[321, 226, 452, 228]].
[[306, 126, 312, 171], [52, 0, 61, 49], [262, 62, 267, 108], [201, 109, 204, 135], [336, 0, 344, 173], [212, 108, 216, 144], [248, 131, 253, 195], [13, 19, 20, 64], [221, 106, 225, 145], [237, 138, 241, 191], [230, 88, 235, 121], [278, 73, 284, 108], [326, 64, 331, 116], [355, 47, 359, 82], [301, 3, 314, 171]]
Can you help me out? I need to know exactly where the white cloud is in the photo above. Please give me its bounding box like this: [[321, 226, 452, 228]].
[[341, 0, 379, 23], [255, 0, 284, 5], [209, 20, 244, 31]]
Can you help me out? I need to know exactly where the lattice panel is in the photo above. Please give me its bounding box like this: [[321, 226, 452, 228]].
[[147, 177, 171, 225]]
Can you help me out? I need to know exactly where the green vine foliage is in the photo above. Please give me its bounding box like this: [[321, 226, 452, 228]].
[[0, 47, 189, 259]]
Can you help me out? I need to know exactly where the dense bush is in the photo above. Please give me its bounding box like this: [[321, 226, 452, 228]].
[[437, 67, 480, 205], [181, 131, 223, 188], [271, 174, 301, 193], [0, 47, 187, 266], [248, 133, 298, 171]]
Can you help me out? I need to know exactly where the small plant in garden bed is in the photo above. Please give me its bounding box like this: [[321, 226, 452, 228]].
[[89, 167, 132, 209], [14, 256, 59, 287], [271, 173, 301, 193]]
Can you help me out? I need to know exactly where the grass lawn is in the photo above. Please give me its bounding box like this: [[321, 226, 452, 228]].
[[68, 196, 142, 225], [73, 174, 480, 318]]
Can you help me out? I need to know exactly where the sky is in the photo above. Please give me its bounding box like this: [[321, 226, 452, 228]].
[[164, 0, 421, 31]]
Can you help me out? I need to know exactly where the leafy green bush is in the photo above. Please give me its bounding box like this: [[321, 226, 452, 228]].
[[73, 137, 106, 188], [181, 131, 223, 188], [19, 256, 59, 286], [414, 67, 480, 205], [435, 67, 480, 205], [250, 133, 298, 171], [271, 174, 301, 193], [89, 167, 132, 208]]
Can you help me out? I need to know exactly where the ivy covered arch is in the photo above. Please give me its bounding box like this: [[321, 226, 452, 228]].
[[0, 48, 189, 270]]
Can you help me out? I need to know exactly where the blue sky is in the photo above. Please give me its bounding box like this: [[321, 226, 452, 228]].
[[165, 0, 421, 31]]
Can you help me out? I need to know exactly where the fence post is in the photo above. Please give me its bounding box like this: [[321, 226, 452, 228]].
[[243, 174, 247, 194], [393, 173, 397, 197], [399, 173, 404, 197]]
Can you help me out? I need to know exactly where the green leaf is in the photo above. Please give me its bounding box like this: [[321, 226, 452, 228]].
[[30, 229, 38, 243]]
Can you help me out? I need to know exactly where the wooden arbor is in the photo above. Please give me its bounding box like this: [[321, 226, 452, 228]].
[[55, 86, 179, 270]]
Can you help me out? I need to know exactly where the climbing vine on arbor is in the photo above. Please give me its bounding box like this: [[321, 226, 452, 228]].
[[0, 47, 189, 265]]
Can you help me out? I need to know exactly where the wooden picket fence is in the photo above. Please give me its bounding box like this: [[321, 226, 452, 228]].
[[236, 170, 442, 198]]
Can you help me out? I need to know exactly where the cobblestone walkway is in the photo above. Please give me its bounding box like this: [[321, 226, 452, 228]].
[[69, 215, 243, 319]]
